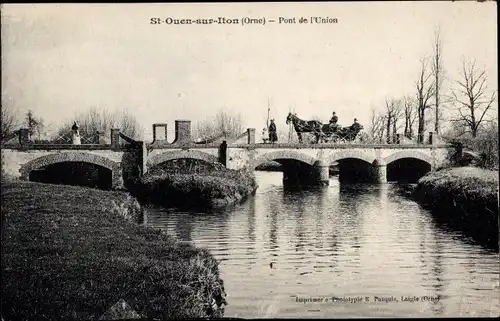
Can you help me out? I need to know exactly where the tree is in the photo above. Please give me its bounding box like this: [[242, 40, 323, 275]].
[[54, 107, 143, 143], [402, 95, 418, 139], [415, 58, 435, 143], [1, 104, 19, 142], [431, 26, 444, 135], [384, 98, 403, 143], [195, 108, 245, 140], [449, 58, 497, 138], [368, 107, 386, 143], [26, 110, 44, 141]]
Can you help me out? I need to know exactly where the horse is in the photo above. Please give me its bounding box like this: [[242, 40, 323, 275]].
[[286, 113, 324, 143], [320, 123, 365, 143]]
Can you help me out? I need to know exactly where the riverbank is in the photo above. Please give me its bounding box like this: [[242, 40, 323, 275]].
[[1, 181, 227, 320], [132, 164, 258, 209], [413, 167, 499, 249]]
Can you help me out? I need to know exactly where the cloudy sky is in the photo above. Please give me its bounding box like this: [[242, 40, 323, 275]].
[[1, 2, 497, 139]]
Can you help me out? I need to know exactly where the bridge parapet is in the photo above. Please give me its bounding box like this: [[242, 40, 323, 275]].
[[231, 143, 451, 149], [1, 128, 131, 150]]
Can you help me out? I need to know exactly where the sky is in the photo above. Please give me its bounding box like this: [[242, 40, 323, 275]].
[[1, 2, 497, 140]]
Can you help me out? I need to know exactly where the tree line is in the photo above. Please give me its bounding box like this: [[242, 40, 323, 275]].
[[0, 105, 246, 145], [0, 107, 144, 144], [368, 27, 497, 143]]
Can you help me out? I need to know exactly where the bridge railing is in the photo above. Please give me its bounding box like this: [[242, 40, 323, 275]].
[[2, 128, 132, 149], [254, 131, 446, 146], [146, 129, 249, 148]]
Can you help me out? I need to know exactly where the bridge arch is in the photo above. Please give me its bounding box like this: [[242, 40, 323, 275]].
[[326, 150, 375, 165], [252, 150, 317, 169], [148, 150, 219, 168], [20, 152, 123, 188], [384, 150, 433, 167]]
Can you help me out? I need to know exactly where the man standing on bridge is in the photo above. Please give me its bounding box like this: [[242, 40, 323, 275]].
[[268, 119, 278, 144]]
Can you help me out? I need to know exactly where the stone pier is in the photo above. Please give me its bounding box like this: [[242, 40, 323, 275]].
[[172, 120, 192, 144], [313, 160, 330, 186], [371, 158, 387, 183]]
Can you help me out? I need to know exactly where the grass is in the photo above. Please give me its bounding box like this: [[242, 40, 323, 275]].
[[133, 164, 258, 209], [1, 181, 227, 320], [417, 167, 498, 201], [414, 166, 499, 249]]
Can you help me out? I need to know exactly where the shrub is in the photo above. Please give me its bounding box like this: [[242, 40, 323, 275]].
[[414, 167, 498, 249], [133, 165, 257, 209]]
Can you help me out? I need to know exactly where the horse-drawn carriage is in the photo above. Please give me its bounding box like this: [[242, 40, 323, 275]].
[[285, 113, 367, 144]]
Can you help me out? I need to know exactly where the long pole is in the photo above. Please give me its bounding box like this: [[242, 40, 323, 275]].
[[266, 98, 270, 129]]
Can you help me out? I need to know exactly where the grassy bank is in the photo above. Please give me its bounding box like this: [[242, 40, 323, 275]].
[[413, 167, 499, 249], [1, 181, 227, 320], [132, 164, 258, 209]]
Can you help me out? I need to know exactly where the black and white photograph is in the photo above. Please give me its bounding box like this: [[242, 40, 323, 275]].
[[1, 2, 498, 319]]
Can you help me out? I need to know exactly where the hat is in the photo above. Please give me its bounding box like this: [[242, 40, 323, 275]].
[[354, 118, 358, 121], [332, 112, 336, 114], [271, 119, 275, 121]]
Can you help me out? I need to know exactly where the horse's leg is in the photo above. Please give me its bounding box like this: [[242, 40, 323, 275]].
[[297, 132, 302, 143]]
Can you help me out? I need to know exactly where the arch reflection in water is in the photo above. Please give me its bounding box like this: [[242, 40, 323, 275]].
[[143, 171, 500, 318]]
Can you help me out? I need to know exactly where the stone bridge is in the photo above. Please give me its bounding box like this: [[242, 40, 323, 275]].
[[1, 120, 453, 188]]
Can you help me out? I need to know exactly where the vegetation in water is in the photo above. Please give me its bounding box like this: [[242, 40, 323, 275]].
[[132, 158, 258, 209]]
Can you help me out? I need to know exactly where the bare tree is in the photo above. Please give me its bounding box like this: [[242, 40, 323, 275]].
[[117, 110, 140, 139], [26, 110, 45, 141], [368, 107, 386, 143], [195, 108, 245, 140], [384, 98, 403, 143], [415, 58, 435, 143], [449, 58, 497, 138], [431, 26, 444, 135], [54, 107, 143, 143], [402, 95, 418, 139], [1, 104, 19, 142]]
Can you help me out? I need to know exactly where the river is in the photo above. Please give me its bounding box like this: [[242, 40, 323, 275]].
[[143, 171, 500, 318]]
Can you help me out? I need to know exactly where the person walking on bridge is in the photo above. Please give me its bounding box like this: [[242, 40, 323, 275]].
[[268, 119, 278, 143]]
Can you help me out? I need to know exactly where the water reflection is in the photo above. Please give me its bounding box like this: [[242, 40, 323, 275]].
[[144, 171, 500, 318]]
